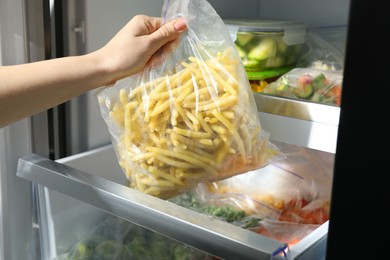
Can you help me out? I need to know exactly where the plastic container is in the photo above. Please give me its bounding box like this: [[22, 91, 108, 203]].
[[225, 19, 308, 80]]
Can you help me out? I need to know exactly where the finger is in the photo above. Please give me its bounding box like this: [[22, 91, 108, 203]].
[[148, 17, 187, 51], [173, 18, 187, 32]]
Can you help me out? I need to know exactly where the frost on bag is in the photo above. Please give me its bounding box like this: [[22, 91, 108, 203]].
[[96, 0, 284, 199]]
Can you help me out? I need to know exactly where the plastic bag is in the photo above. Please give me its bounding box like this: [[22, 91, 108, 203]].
[[249, 219, 320, 248], [256, 26, 345, 105], [262, 68, 343, 105], [193, 141, 332, 244], [96, 0, 284, 199], [195, 162, 306, 221], [198, 141, 333, 220], [56, 215, 212, 260], [168, 191, 266, 229], [297, 26, 347, 71]]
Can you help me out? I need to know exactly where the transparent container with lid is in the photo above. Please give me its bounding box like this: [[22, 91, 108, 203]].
[[224, 19, 308, 81]]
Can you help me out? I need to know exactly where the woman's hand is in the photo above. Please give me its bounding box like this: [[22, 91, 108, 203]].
[[94, 15, 187, 84]]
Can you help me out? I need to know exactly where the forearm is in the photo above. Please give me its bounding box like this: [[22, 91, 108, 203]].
[[0, 15, 187, 128], [0, 52, 109, 128]]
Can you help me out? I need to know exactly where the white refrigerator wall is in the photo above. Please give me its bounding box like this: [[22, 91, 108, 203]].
[[71, 0, 350, 155]]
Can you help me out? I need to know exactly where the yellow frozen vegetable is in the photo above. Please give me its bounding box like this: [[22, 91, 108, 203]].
[[99, 48, 277, 199]]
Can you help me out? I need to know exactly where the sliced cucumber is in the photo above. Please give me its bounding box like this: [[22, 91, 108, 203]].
[[292, 83, 313, 99], [236, 33, 254, 46], [248, 38, 277, 61], [312, 73, 328, 90], [243, 59, 262, 70], [235, 45, 247, 60]]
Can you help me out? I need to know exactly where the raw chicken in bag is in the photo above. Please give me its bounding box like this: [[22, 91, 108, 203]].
[[96, 0, 285, 199]]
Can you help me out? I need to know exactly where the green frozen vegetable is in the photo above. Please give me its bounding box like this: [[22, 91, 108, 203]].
[[286, 45, 304, 65], [311, 92, 323, 103], [57, 215, 210, 260], [276, 37, 287, 53], [235, 33, 254, 46], [172, 245, 195, 260], [69, 239, 95, 260], [312, 73, 328, 90], [150, 241, 171, 259], [95, 240, 130, 260], [248, 38, 277, 61], [128, 236, 148, 258], [235, 45, 246, 60], [242, 59, 263, 71], [292, 83, 313, 99], [202, 205, 246, 223], [265, 56, 284, 68], [97, 217, 130, 240], [168, 191, 201, 209], [123, 225, 146, 244], [263, 83, 289, 96], [169, 191, 264, 229]]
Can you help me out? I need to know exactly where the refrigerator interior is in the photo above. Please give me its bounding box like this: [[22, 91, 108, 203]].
[[0, 0, 352, 259], [66, 0, 350, 155], [17, 141, 334, 260]]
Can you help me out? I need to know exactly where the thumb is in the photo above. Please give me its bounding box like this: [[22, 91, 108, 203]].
[[148, 18, 187, 51]]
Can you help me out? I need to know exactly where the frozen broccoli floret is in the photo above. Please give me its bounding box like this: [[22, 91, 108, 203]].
[[128, 236, 148, 258], [149, 241, 171, 260], [168, 192, 201, 209], [172, 245, 195, 260], [68, 239, 96, 260], [240, 217, 263, 229], [95, 240, 130, 260], [202, 205, 246, 223]]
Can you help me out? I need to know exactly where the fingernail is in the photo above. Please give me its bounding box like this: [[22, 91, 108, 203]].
[[174, 19, 187, 31]]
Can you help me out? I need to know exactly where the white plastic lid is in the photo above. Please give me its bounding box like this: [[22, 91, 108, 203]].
[[224, 19, 307, 45]]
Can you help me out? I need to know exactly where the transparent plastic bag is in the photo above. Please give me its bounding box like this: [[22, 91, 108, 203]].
[[249, 219, 320, 248], [262, 67, 343, 105], [195, 162, 306, 220], [96, 0, 284, 199], [257, 26, 345, 105], [193, 142, 332, 244], [168, 191, 265, 229], [297, 26, 347, 71], [56, 215, 212, 260], [198, 142, 333, 221]]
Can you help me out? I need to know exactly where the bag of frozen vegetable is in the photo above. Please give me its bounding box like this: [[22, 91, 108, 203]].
[[192, 141, 333, 247], [197, 141, 333, 223], [56, 215, 211, 260], [297, 26, 346, 72], [96, 0, 284, 199], [262, 68, 343, 105]]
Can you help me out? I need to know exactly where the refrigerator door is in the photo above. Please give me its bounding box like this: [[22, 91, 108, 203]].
[[0, 0, 50, 259]]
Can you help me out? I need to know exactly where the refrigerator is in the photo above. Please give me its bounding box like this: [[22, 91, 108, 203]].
[[4, 0, 386, 259]]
